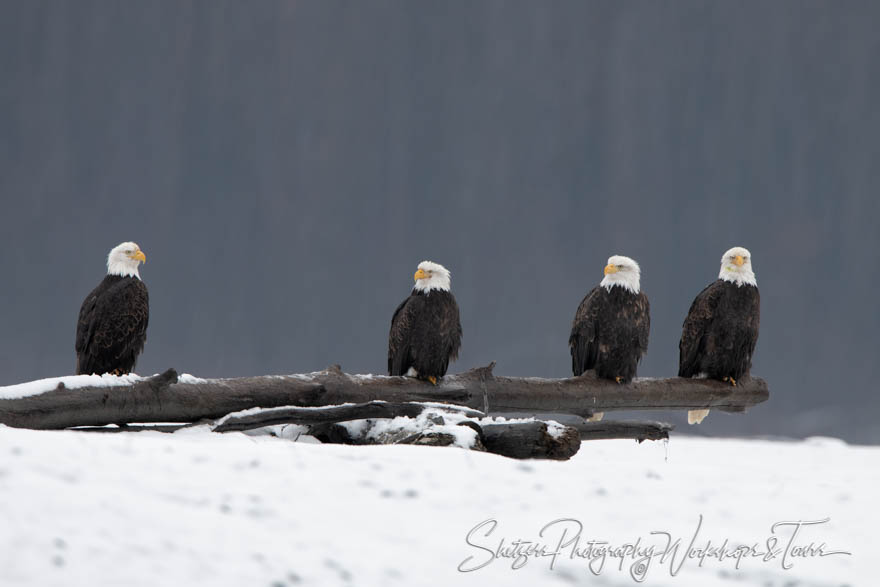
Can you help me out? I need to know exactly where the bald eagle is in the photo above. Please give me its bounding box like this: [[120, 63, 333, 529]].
[[569, 255, 650, 384], [679, 246, 760, 424], [75, 242, 149, 375], [388, 261, 462, 384]]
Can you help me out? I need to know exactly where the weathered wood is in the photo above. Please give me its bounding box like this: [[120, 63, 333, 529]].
[[479, 421, 581, 460], [309, 418, 580, 460], [309, 420, 483, 448], [574, 419, 673, 442], [212, 401, 484, 433], [70, 417, 674, 446], [70, 424, 190, 434], [0, 369, 323, 430], [0, 364, 768, 430]]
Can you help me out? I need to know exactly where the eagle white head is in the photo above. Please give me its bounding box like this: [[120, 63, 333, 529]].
[[718, 246, 756, 287], [413, 261, 451, 293], [599, 255, 641, 294], [107, 241, 147, 279]]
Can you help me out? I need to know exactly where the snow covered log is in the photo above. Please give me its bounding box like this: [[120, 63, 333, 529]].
[[211, 401, 485, 433], [307, 415, 581, 460], [71, 418, 674, 446], [0, 363, 768, 430], [0, 369, 322, 430]]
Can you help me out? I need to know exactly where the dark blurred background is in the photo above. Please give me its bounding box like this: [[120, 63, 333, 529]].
[[1, 1, 877, 442]]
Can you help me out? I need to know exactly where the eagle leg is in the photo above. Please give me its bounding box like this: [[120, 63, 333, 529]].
[[614, 376, 623, 384], [722, 376, 737, 387], [427, 376, 438, 385]]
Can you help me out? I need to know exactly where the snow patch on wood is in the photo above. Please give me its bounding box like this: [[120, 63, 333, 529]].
[[0, 373, 145, 400]]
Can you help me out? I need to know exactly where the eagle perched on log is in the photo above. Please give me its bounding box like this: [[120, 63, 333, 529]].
[[569, 255, 651, 384], [75, 242, 149, 375], [679, 246, 760, 424], [388, 261, 462, 384]]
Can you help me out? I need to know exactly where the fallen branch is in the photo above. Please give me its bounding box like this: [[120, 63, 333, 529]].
[[308, 416, 581, 460], [574, 419, 673, 442], [211, 401, 484, 433], [0, 364, 768, 430], [479, 421, 581, 460], [70, 417, 674, 445]]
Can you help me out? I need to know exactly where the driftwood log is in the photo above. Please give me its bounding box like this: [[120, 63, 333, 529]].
[[71, 417, 675, 444], [0, 363, 768, 431], [479, 421, 582, 460], [574, 419, 673, 442], [211, 401, 484, 433], [64, 401, 583, 460], [305, 411, 581, 461]]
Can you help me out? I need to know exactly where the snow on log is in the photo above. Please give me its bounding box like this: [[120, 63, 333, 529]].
[[0, 363, 768, 430], [211, 401, 485, 433], [306, 411, 581, 460], [70, 417, 673, 447]]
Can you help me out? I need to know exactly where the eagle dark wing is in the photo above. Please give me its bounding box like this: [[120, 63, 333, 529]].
[[75, 285, 101, 361], [569, 286, 603, 376], [76, 278, 149, 375], [744, 287, 761, 360], [636, 291, 650, 357], [678, 280, 723, 378], [388, 294, 423, 376], [437, 293, 462, 364]]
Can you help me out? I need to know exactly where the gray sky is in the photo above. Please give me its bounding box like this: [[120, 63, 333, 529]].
[[1, 1, 878, 442]]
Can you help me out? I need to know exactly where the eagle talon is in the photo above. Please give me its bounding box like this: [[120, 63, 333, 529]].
[[427, 376, 438, 385], [723, 376, 737, 387], [615, 376, 623, 384]]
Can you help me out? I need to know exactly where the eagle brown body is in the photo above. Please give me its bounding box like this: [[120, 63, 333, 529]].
[[569, 285, 650, 383], [75, 242, 149, 375], [388, 289, 461, 381], [679, 279, 760, 382]]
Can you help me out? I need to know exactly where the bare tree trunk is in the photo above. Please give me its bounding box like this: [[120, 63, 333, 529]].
[[0, 363, 768, 430]]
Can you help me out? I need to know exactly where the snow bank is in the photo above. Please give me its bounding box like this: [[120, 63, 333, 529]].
[[0, 427, 873, 586]]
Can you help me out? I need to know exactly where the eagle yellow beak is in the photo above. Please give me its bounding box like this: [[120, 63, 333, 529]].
[[131, 250, 146, 263], [734, 255, 744, 267], [414, 268, 428, 282], [603, 264, 618, 275]]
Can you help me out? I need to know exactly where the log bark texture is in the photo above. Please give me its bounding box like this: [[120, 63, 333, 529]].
[[211, 401, 484, 433], [309, 419, 580, 460], [479, 421, 581, 460], [0, 364, 769, 430], [573, 420, 673, 442], [71, 418, 673, 446]]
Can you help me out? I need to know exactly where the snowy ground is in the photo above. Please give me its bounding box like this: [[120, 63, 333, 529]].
[[0, 425, 874, 586]]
